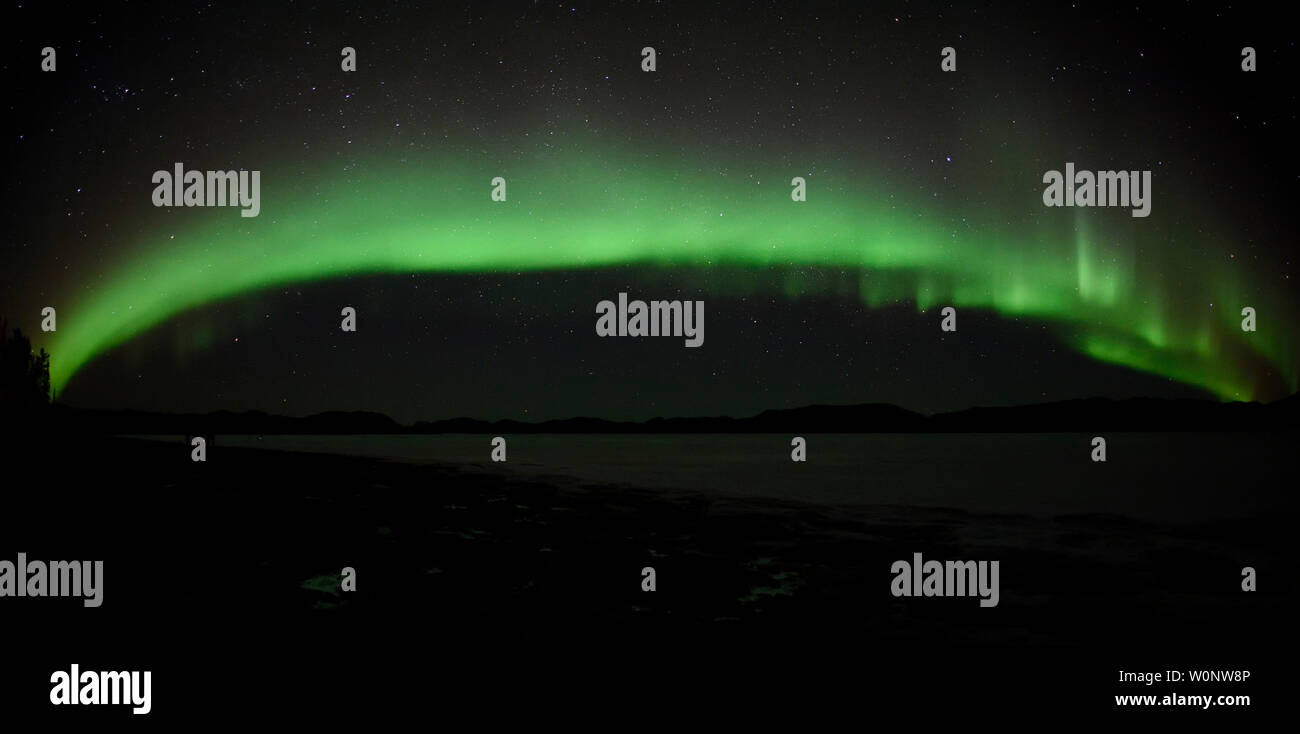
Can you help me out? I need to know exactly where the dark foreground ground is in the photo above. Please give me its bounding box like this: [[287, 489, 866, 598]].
[[1, 432, 1293, 721]]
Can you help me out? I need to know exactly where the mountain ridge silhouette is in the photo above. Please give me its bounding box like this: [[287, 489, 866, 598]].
[[39, 394, 1300, 434]]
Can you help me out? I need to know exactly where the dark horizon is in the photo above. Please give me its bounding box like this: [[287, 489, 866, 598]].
[[40, 389, 1300, 434]]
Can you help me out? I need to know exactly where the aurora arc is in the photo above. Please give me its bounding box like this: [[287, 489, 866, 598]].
[[45, 150, 1296, 402]]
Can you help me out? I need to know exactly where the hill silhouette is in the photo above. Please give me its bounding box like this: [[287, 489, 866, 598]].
[[37, 394, 1300, 434]]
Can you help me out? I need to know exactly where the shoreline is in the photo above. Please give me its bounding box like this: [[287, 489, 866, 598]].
[[3, 434, 1287, 647]]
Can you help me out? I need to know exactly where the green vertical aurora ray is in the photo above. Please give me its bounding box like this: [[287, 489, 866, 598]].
[[44, 148, 1296, 402]]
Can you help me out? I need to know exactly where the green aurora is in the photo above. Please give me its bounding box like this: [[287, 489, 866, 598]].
[[44, 149, 1296, 402]]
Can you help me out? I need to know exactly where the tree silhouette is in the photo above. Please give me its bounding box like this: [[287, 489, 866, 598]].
[[0, 317, 52, 410]]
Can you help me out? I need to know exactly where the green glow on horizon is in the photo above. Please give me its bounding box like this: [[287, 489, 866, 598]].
[[44, 149, 1296, 402]]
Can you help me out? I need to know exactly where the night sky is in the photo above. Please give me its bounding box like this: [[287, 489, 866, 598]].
[[3, 2, 1295, 422]]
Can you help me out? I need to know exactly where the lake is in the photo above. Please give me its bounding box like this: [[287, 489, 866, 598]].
[[129, 432, 1293, 524]]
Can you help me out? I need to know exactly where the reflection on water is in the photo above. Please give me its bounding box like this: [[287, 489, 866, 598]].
[[128, 433, 1291, 523]]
